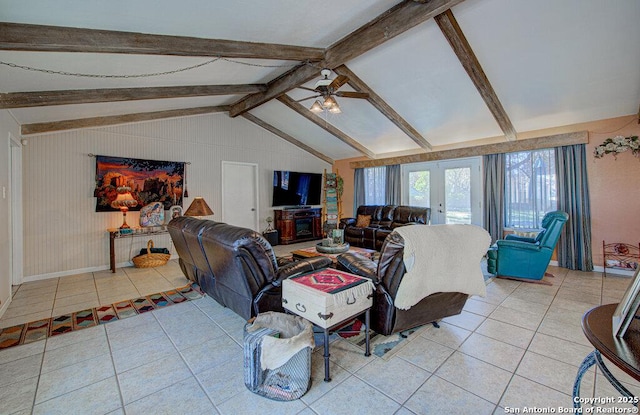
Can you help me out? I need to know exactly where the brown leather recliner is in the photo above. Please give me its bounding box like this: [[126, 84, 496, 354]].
[[336, 231, 468, 335], [168, 216, 332, 320], [341, 205, 431, 251]]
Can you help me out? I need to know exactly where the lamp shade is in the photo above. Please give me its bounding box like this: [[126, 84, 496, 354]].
[[310, 100, 323, 113], [184, 197, 213, 217], [323, 96, 337, 108], [110, 191, 137, 211], [110, 188, 137, 229]]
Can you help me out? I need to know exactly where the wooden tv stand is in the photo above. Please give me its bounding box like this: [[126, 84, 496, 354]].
[[274, 208, 322, 245]]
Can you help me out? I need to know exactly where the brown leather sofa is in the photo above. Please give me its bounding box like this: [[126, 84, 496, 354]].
[[336, 231, 468, 335], [340, 205, 431, 250], [168, 216, 332, 320]]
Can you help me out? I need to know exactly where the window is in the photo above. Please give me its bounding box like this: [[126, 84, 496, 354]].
[[408, 170, 430, 207], [505, 149, 556, 228], [363, 166, 386, 205]]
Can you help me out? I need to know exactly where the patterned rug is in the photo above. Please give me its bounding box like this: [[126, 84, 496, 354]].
[[0, 283, 203, 350]]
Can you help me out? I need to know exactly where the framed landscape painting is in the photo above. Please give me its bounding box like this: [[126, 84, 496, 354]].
[[94, 155, 185, 212]]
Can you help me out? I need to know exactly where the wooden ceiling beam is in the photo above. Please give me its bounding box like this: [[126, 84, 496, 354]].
[[0, 84, 267, 109], [21, 105, 229, 135], [241, 113, 334, 164], [229, 0, 464, 117], [0, 22, 324, 61], [277, 94, 376, 159], [334, 64, 432, 151], [350, 131, 588, 168], [435, 10, 517, 141]]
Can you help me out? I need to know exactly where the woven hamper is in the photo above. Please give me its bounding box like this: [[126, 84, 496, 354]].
[[132, 240, 170, 268], [243, 312, 313, 400]]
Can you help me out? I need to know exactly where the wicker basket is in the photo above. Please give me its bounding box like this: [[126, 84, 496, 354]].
[[132, 240, 170, 268]]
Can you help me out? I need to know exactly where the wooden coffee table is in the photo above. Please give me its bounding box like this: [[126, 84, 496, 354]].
[[291, 245, 376, 266]]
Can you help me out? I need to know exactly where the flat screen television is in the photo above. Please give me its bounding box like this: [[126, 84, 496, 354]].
[[272, 171, 323, 207]]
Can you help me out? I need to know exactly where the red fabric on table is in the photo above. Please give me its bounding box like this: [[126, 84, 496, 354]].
[[289, 269, 368, 295]]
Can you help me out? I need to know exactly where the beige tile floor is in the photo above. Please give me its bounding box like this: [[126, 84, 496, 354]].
[[0, 245, 639, 414]]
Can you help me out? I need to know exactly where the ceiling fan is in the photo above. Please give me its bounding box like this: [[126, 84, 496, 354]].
[[296, 69, 369, 113]]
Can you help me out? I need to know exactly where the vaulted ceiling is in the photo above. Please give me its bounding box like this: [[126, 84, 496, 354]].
[[1, 0, 639, 163]]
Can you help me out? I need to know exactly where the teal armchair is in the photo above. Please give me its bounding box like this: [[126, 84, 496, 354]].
[[487, 211, 568, 281]]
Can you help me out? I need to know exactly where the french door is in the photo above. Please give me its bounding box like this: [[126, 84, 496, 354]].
[[401, 157, 482, 225]]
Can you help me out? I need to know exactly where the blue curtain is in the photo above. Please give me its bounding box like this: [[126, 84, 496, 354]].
[[354, 168, 365, 216], [385, 165, 401, 205], [555, 144, 593, 271], [483, 153, 505, 244]]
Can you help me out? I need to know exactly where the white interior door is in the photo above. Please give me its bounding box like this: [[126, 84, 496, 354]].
[[221, 161, 259, 230], [402, 157, 482, 226], [9, 134, 23, 286]]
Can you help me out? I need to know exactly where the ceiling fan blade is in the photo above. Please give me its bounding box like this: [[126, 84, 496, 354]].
[[329, 75, 348, 90], [295, 95, 319, 103], [297, 86, 318, 92], [335, 91, 370, 99]]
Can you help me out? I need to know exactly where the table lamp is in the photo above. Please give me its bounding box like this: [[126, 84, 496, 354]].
[[111, 187, 138, 229], [184, 197, 213, 218]]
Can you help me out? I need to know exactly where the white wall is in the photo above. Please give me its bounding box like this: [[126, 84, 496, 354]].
[[0, 110, 21, 311], [22, 113, 330, 279]]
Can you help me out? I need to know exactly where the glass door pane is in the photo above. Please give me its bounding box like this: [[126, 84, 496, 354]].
[[402, 157, 481, 226], [444, 167, 471, 224], [408, 170, 430, 207]]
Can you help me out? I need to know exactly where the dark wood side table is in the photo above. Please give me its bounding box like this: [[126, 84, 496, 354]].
[[574, 303, 640, 409]]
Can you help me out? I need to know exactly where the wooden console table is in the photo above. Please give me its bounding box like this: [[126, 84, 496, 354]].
[[108, 227, 169, 272], [574, 303, 640, 410]]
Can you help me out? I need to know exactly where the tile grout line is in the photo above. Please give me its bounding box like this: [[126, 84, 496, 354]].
[[96, 267, 127, 415], [27, 342, 48, 414], [395, 271, 585, 411], [0, 264, 194, 414], [492, 268, 592, 408], [151, 301, 223, 414]]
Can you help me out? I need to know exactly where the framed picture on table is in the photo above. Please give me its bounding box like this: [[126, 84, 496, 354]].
[[613, 267, 640, 338], [169, 205, 183, 220]]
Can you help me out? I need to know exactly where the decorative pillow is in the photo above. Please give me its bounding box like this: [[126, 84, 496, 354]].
[[355, 214, 372, 228]]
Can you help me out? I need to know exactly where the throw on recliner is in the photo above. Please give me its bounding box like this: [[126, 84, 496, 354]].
[[336, 224, 490, 335], [487, 211, 568, 281]]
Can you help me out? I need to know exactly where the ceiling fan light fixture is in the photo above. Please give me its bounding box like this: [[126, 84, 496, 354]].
[[310, 100, 323, 112], [323, 96, 337, 108], [329, 102, 341, 113]]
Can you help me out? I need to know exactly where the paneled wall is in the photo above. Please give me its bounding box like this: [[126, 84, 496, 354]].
[[22, 113, 330, 279]]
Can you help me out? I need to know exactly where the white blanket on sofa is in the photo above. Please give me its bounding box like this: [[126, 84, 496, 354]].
[[393, 224, 491, 310]]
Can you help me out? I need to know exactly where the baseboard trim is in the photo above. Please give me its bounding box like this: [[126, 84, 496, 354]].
[[0, 295, 11, 319], [22, 254, 179, 283], [593, 265, 635, 277]]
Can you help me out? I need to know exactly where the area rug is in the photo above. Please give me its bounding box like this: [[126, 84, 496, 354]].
[[0, 283, 203, 350], [337, 319, 426, 359]]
